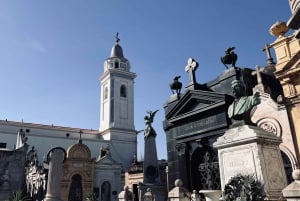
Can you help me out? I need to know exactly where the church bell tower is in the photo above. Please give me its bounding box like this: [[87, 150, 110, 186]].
[[99, 33, 137, 169]]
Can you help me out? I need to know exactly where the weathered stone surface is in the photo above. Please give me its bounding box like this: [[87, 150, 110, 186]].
[[0, 144, 28, 201], [44, 147, 66, 201], [214, 125, 287, 200]]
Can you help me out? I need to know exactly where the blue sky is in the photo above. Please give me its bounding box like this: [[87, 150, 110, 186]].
[[0, 1, 292, 160]]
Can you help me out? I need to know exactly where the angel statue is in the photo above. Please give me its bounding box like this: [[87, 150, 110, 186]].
[[144, 110, 159, 138]]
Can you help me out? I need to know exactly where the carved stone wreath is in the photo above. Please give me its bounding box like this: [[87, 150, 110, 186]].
[[257, 118, 282, 137]]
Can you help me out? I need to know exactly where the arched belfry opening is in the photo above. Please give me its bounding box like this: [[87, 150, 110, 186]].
[[120, 85, 127, 98]]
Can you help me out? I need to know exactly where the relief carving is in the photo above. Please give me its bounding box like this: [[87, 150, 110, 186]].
[[257, 118, 282, 137]]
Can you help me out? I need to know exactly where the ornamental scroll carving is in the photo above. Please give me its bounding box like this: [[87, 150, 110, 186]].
[[257, 118, 282, 137]]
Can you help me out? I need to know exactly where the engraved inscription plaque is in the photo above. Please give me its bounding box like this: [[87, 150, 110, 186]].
[[222, 149, 256, 184]]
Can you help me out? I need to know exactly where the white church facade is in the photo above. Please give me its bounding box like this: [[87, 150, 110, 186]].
[[0, 34, 137, 200]]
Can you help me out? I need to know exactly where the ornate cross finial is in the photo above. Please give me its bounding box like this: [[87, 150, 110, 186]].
[[262, 44, 275, 65], [185, 58, 199, 84], [114, 32, 120, 44]]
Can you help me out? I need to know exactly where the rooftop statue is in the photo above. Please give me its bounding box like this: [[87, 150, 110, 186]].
[[228, 79, 260, 126], [221, 47, 238, 69], [170, 76, 182, 96], [144, 110, 159, 138]]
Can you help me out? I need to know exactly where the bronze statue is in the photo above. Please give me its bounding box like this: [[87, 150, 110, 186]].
[[221, 47, 238, 69], [228, 80, 260, 125], [170, 76, 182, 95], [144, 110, 159, 138]]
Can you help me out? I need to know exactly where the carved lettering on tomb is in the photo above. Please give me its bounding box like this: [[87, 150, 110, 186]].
[[222, 150, 256, 184]]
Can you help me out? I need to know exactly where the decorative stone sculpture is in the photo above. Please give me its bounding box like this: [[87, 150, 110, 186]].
[[190, 190, 200, 201], [220, 47, 238, 68], [170, 76, 182, 97], [168, 179, 190, 201], [143, 188, 155, 201], [227, 79, 260, 126], [118, 186, 134, 201], [144, 110, 159, 139], [143, 110, 161, 184]]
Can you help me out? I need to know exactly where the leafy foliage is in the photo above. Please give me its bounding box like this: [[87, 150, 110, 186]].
[[85, 192, 97, 201], [224, 174, 265, 201], [7, 190, 31, 201]]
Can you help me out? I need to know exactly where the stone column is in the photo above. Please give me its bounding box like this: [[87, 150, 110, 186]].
[[44, 147, 66, 201]]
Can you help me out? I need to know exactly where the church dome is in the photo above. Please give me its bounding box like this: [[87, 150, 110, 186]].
[[110, 43, 124, 58]]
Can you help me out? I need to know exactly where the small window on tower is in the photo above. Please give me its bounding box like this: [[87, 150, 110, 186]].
[[115, 61, 119, 68], [104, 87, 108, 99], [120, 85, 127, 98]]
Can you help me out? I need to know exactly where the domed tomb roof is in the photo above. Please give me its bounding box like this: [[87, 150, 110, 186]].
[[66, 141, 91, 160]]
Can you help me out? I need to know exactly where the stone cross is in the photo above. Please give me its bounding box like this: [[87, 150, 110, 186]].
[[251, 65, 265, 92], [185, 58, 198, 85]]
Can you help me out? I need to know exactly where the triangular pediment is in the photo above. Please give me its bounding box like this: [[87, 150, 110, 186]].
[[95, 154, 120, 165], [166, 90, 228, 123]]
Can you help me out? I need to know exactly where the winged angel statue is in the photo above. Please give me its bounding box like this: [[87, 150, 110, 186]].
[[144, 110, 159, 138]]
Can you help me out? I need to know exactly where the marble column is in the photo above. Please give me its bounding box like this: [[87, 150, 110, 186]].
[[44, 147, 66, 201]]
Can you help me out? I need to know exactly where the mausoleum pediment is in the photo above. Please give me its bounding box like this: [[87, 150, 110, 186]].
[[95, 154, 120, 166], [166, 90, 228, 123]]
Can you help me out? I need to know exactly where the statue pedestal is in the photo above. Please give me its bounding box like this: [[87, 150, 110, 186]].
[[213, 125, 287, 200]]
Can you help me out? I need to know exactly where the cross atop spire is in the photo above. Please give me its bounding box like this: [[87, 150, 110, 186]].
[[114, 32, 120, 44]]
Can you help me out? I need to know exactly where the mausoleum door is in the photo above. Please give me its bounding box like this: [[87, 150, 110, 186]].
[[190, 146, 220, 191], [101, 181, 111, 201], [68, 174, 83, 201]]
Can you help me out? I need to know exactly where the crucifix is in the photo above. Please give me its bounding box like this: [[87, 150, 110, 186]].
[[79, 130, 83, 143], [185, 57, 199, 85], [114, 32, 120, 44], [262, 43, 275, 65]]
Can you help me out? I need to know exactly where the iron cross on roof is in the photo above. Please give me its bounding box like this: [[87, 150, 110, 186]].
[[185, 57, 199, 85], [78, 129, 83, 143], [115, 32, 120, 44]]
